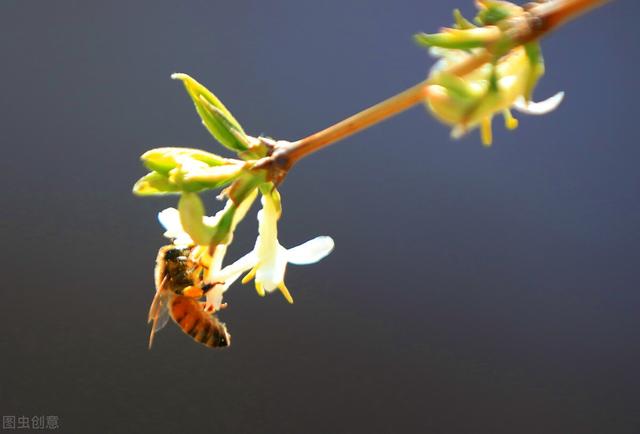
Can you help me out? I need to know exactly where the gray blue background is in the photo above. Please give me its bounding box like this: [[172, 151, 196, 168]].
[[1, 1, 639, 433]]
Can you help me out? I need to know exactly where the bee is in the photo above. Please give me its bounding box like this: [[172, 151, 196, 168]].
[[147, 245, 231, 349]]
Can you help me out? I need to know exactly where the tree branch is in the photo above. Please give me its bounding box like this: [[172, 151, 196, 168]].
[[257, 0, 613, 179]]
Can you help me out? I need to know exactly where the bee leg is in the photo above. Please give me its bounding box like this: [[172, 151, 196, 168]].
[[182, 285, 204, 299], [199, 301, 228, 313], [201, 282, 223, 295]]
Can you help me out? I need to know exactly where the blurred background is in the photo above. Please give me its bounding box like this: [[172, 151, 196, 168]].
[[1, 1, 638, 433]]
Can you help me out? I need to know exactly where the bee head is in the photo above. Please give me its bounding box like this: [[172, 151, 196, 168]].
[[164, 247, 189, 262]]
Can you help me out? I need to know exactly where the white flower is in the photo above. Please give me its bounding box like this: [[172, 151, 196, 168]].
[[218, 191, 334, 303], [158, 207, 193, 246], [157, 205, 226, 247]]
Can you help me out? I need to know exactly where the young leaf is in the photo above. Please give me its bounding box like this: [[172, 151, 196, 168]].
[[172, 73, 249, 153], [453, 9, 476, 30], [132, 172, 181, 196], [175, 163, 246, 191], [415, 27, 500, 50], [141, 147, 230, 175]]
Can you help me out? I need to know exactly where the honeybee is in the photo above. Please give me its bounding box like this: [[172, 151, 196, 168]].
[[148, 245, 231, 349]]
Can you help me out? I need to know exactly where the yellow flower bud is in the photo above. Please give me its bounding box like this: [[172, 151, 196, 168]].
[[425, 45, 562, 146]]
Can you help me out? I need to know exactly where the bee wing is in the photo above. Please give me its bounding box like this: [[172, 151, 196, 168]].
[[148, 280, 173, 349], [149, 292, 172, 331]]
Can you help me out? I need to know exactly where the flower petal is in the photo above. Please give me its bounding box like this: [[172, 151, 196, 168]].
[[158, 207, 181, 233], [256, 244, 288, 293], [286, 236, 335, 265], [450, 125, 467, 140], [157, 208, 193, 246], [204, 267, 244, 311], [205, 248, 255, 311], [216, 250, 258, 282], [205, 286, 225, 312], [255, 194, 281, 273], [513, 92, 564, 115], [222, 269, 245, 290]]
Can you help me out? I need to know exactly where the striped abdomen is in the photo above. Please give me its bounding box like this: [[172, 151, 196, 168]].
[[170, 295, 231, 348]]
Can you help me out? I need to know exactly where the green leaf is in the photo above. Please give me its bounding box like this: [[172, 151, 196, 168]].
[[414, 27, 500, 50], [453, 9, 476, 30], [415, 33, 482, 50], [177, 189, 258, 246], [230, 188, 258, 230], [435, 73, 477, 100], [227, 172, 267, 205], [488, 64, 499, 94], [132, 172, 181, 196], [172, 73, 249, 152], [197, 95, 250, 150], [133, 163, 243, 196], [475, 3, 512, 26], [178, 193, 217, 245], [211, 204, 236, 244], [141, 147, 229, 175], [173, 163, 245, 191], [523, 42, 545, 101]]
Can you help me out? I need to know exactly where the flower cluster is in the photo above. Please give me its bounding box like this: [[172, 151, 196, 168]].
[[134, 74, 334, 310], [415, 0, 565, 145]]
